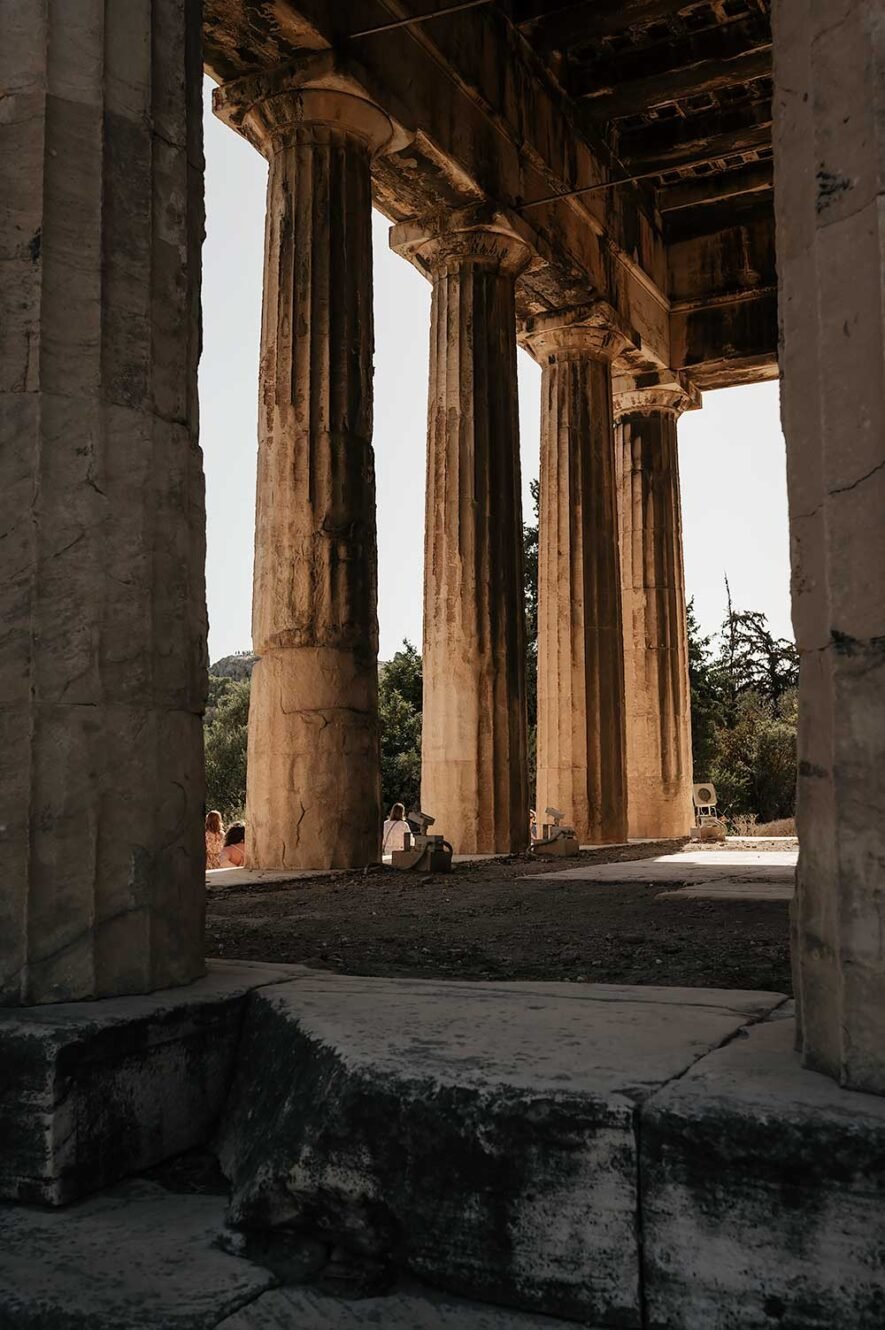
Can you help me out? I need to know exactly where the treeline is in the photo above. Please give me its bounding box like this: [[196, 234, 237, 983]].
[[688, 589, 798, 825], [204, 570, 798, 828]]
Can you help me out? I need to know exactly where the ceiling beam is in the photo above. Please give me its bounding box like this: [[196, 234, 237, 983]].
[[516, 0, 708, 51], [618, 99, 773, 171], [626, 123, 772, 175], [656, 160, 773, 211], [663, 190, 774, 241], [575, 15, 771, 118]]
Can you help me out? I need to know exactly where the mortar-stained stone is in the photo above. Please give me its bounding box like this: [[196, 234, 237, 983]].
[[216, 975, 784, 1327], [642, 1010, 885, 1329]]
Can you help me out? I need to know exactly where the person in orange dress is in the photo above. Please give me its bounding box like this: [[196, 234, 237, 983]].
[[205, 810, 225, 869]]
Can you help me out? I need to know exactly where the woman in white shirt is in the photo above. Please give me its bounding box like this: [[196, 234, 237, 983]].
[[382, 803, 411, 853]]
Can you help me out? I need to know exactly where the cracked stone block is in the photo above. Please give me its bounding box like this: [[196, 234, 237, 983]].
[[642, 1009, 885, 1329], [0, 1181, 273, 1329], [0, 961, 307, 1205], [216, 974, 784, 1327]]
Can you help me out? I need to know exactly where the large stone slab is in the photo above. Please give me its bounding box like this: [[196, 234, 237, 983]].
[[642, 1008, 885, 1328], [216, 975, 784, 1327], [0, 1181, 274, 1329], [0, 961, 307, 1205], [216, 1286, 575, 1329]]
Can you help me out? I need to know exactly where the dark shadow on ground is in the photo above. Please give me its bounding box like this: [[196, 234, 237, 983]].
[[206, 840, 792, 993]]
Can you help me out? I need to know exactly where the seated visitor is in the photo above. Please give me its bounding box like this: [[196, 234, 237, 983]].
[[219, 821, 246, 868], [382, 803, 411, 853], [205, 810, 225, 869]]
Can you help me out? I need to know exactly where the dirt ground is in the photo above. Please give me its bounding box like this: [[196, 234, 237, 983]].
[[206, 839, 794, 994]]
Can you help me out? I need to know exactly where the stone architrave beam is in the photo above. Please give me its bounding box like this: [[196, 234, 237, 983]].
[[392, 211, 531, 855], [0, 0, 207, 1003], [215, 71, 394, 870], [613, 372, 698, 840], [522, 304, 634, 846]]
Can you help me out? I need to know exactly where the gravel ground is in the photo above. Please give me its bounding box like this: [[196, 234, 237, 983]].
[[206, 839, 793, 994]]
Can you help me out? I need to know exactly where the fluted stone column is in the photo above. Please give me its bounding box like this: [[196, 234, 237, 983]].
[[614, 378, 696, 840], [0, 0, 207, 1004], [522, 310, 630, 846], [215, 79, 392, 870], [775, 0, 885, 1094], [391, 218, 530, 854]]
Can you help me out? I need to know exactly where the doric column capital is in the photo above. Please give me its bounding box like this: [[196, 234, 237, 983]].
[[214, 61, 395, 159], [519, 301, 638, 366], [612, 370, 701, 419], [390, 206, 534, 278]]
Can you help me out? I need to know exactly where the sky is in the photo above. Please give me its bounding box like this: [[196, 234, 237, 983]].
[[200, 79, 792, 666]]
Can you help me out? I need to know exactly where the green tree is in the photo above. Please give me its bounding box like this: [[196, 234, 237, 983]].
[[711, 689, 798, 823], [204, 676, 250, 820], [686, 598, 725, 779], [378, 641, 423, 813]]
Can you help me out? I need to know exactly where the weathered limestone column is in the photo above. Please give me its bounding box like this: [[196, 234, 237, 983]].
[[522, 308, 630, 846], [0, 0, 207, 1003], [613, 376, 697, 840], [391, 217, 531, 854], [215, 77, 392, 870], [774, 0, 885, 1093]]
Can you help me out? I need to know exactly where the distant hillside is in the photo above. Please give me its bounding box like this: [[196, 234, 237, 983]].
[[210, 652, 256, 681]]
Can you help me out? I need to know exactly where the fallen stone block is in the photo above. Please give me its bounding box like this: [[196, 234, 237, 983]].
[[0, 960, 307, 1205], [642, 1008, 885, 1329], [216, 974, 784, 1327]]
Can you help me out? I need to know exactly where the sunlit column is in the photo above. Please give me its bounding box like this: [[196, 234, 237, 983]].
[[392, 216, 531, 853], [522, 308, 631, 846], [613, 375, 697, 840], [215, 76, 394, 869]]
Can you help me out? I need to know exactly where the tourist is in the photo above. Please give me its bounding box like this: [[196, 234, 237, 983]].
[[205, 810, 225, 869], [529, 809, 539, 843], [219, 821, 246, 868], [382, 803, 411, 853]]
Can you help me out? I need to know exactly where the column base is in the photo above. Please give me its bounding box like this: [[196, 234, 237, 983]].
[[246, 648, 380, 871]]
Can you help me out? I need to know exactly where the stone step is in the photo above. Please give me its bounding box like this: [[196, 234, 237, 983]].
[[216, 974, 786, 1326], [0, 1180, 579, 1329]]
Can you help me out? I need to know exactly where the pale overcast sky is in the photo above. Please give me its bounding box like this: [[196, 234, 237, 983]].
[[200, 80, 792, 665]]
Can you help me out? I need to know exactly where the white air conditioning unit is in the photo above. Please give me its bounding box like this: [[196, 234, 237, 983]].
[[692, 782, 717, 808]]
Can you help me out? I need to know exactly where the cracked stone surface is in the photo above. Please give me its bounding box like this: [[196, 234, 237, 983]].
[[216, 974, 785, 1326], [643, 1009, 885, 1329]]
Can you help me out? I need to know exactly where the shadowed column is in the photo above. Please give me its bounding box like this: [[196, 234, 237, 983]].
[[775, 0, 885, 1094], [613, 377, 697, 841], [215, 79, 392, 869], [392, 218, 531, 854], [0, 0, 206, 1003], [523, 309, 630, 846]]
